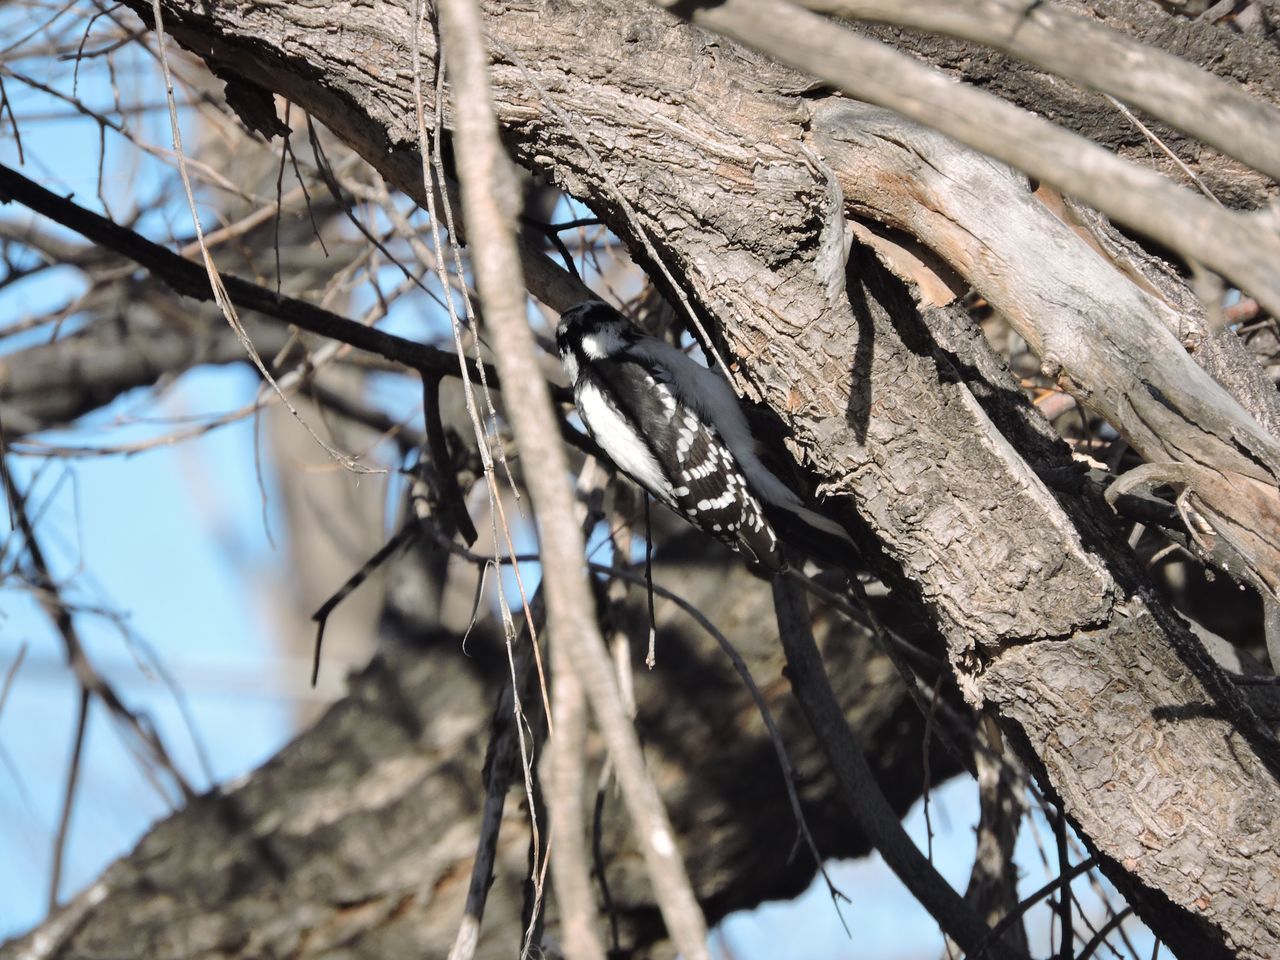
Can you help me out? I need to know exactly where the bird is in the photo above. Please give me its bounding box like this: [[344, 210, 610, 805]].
[[555, 300, 854, 574]]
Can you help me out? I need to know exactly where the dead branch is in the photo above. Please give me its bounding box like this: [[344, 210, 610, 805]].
[[800, 0, 1280, 183], [669, 0, 1280, 319], [434, 0, 709, 953]]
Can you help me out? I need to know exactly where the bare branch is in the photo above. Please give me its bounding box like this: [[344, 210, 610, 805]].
[[800, 0, 1280, 183], [666, 0, 1280, 319], [49, 688, 89, 913], [433, 1, 710, 956], [0, 162, 535, 396], [0, 642, 26, 722], [770, 574, 1025, 960], [543, 622, 607, 960]]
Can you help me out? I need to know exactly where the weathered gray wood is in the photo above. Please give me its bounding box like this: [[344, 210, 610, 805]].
[[856, 0, 1280, 210], [680, 0, 1280, 321], [39, 0, 1280, 955], [802, 0, 1280, 182], [0, 540, 947, 959], [810, 100, 1280, 598]]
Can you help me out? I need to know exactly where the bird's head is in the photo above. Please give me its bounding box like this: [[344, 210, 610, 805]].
[[555, 300, 635, 366]]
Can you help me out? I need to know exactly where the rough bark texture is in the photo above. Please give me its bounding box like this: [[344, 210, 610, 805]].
[[9, 0, 1280, 956], [1, 534, 955, 959], [860, 0, 1280, 209], [810, 100, 1280, 598]]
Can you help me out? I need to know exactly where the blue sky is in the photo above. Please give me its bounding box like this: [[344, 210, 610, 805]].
[[0, 365, 299, 934], [0, 20, 306, 931]]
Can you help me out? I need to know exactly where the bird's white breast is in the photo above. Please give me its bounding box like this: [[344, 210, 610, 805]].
[[576, 380, 673, 501]]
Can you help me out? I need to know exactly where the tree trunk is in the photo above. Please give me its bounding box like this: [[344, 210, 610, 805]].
[[0, 531, 959, 959], [7, 0, 1278, 955]]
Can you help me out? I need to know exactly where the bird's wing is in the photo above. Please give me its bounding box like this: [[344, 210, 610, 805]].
[[581, 356, 782, 571]]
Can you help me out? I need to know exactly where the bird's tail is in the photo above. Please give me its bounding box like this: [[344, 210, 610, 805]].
[[763, 499, 859, 570]]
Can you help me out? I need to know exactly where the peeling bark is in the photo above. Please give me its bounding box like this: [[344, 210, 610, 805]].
[[11, 0, 1280, 955]]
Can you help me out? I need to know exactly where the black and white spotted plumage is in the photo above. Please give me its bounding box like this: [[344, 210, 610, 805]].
[[556, 300, 853, 573]]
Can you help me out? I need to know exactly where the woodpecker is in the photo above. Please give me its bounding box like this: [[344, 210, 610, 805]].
[[555, 300, 853, 573]]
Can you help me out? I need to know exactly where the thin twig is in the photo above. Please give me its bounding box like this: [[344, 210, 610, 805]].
[[922, 674, 942, 863], [422, 373, 479, 544], [0, 456, 193, 801], [448, 595, 547, 960], [272, 102, 291, 294], [1103, 94, 1221, 206], [0, 63, 254, 203], [149, 0, 373, 474], [11, 270, 428, 460], [590, 763, 622, 955], [972, 857, 1099, 958], [1076, 907, 1136, 960], [433, 1, 711, 955], [1053, 804, 1074, 960], [309, 523, 422, 686], [544, 601, 606, 960], [0, 641, 27, 721], [0, 75, 24, 165], [643, 495, 656, 669], [48, 686, 89, 913], [446, 484, 607, 960], [306, 117, 429, 294]]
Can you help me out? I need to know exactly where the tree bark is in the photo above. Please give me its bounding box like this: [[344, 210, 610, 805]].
[[10, 0, 1280, 955], [0, 533, 957, 959]]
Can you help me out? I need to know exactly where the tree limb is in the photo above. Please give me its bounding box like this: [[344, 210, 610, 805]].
[[771, 574, 1024, 960], [434, 0, 709, 955], [0, 161, 552, 399], [668, 0, 1280, 319], [799, 0, 1280, 183]]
